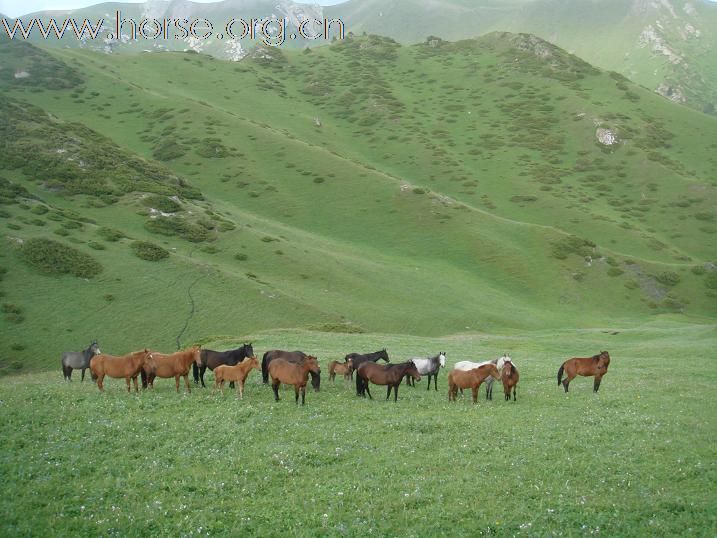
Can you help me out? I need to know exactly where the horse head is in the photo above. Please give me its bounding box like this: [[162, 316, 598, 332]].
[[306, 356, 321, 374], [242, 342, 254, 358], [246, 356, 260, 370], [408, 362, 422, 382], [379, 349, 390, 362], [190, 346, 202, 367], [438, 352, 446, 368], [598, 351, 610, 367]]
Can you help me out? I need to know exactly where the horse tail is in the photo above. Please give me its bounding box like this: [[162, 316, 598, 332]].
[[261, 351, 271, 384], [140, 368, 148, 389], [192, 362, 199, 384], [557, 363, 565, 386], [355, 370, 363, 395]]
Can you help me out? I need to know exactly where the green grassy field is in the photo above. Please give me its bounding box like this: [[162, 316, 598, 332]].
[[1, 323, 715, 536]]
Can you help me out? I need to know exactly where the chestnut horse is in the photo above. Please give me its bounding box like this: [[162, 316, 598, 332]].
[[268, 356, 321, 405], [356, 361, 420, 402], [214, 356, 260, 398], [142, 346, 202, 393], [501, 359, 519, 401], [90, 349, 151, 393], [557, 351, 610, 393], [328, 358, 353, 384], [262, 350, 321, 391], [448, 364, 500, 403]]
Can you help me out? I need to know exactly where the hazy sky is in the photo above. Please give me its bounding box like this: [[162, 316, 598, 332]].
[[2, 0, 717, 17], [0, 0, 347, 18]]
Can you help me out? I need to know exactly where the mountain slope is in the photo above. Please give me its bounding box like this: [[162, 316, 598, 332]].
[[8, 0, 716, 113], [326, 0, 717, 114], [1, 34, 716, 372]]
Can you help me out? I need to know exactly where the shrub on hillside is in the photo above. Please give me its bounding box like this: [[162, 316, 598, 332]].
[[18, 238, 102, 278], [655, 272, 680, 287], [141, 194, 181, 213], [131, 241, 169, 261]]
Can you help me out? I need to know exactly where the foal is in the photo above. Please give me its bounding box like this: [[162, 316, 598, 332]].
[[501, 359, 519, 401], [328, 358, 353, 384], [448, 364, 500, 403], [214, 356, 260, 399]]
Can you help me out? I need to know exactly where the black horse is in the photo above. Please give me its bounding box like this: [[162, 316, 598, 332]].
[[193, 343, 254, 388], [346, 349, 390, 395], [262, 350, 320, 391]]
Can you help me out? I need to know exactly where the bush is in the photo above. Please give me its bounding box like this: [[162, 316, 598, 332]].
[[87, 241, 106, 250], [144, 217, 211, 243], [18, 238, 102, 278], [655, 272, 680, 287], [704, 272, 717, 290], [98, 227, 125, 242], [142, 195, 181, 213], [131, 241, 169, 261]]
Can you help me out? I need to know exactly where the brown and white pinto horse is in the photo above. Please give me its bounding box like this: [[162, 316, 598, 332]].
[[90, 349, 151, 393], [557, 351, 610, 393]]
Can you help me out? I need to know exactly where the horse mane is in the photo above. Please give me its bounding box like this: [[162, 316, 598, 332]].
[[591, 353, 601, 360]]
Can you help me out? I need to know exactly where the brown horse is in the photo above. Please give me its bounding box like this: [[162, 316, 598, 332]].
[[448, 364, 500, 403], [268, 356, 321, 405], [557, 351, 610, 393], [143, 346, 202, 393], [501, 359, 519, 401], [356, 361, 420, 402], [90, 349, 151, 393], [328, 358, 353, 384], [214, 356, 260, 399]]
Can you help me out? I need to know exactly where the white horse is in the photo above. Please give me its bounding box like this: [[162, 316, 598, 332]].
[[406, 352, 446, 391], [453, 354, 512, 400]]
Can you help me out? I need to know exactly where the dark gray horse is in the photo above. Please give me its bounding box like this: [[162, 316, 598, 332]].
[[61, 340, 101, 381]]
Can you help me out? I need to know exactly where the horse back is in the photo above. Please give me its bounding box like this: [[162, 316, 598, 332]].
[[268, 358, 307, 385]]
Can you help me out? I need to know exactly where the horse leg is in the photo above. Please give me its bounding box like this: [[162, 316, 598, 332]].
[[593, 374, 603, 393], [200, 366, 207, 388], [133, 375, 140, 393], [513, 386, 517, 401], [66, 367, 72, 381], [272, 381, 280, 402], [193, 362, 199, 385], [81, 368, 86, 382], [301, 386, 306, 406], [563, 373, 574, 393], [294, 386, 300, 405], [97, 374, 104, 392], [393, 383, 399, 402], [239, 380, 245, 400], [472, 386, 478, 404], [365, 383, 373, 400], [184, 374, 191, 394], [386, 386, 392, 400]]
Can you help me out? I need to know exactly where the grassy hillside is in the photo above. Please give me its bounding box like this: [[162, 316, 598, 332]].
[[0, 33, 716, 373], [327, 0, 717, 114], [12, 0, 717, 114]]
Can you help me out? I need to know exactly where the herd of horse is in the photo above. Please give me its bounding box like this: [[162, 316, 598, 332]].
[[61, 341, 612, 404]]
